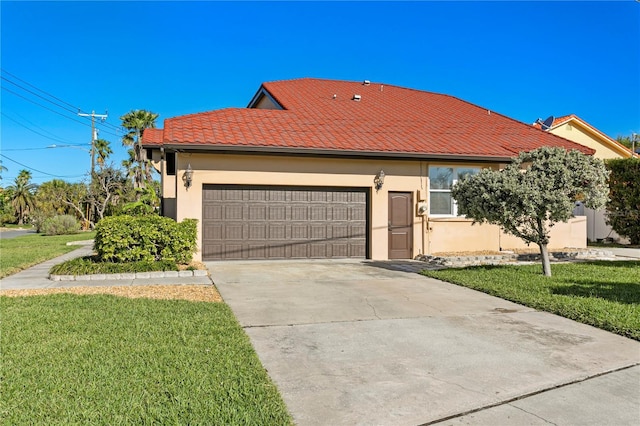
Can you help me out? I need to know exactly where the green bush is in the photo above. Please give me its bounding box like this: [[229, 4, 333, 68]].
[[94, 215, 197, 263], [41, 215, 81, 236], [120, 201, 155, 216], [606, 158, 640, 244], [0, 212, 16, 226]]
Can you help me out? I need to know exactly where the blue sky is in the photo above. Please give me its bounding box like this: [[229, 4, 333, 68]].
[[2, 0, 639, 184]]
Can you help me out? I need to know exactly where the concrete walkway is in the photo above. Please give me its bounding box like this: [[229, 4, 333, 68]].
[[210, 259, 640, 426], [607, 246, 640, 259], [0, 245, 211, 290]]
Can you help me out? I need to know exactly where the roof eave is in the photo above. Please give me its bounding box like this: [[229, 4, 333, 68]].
[[151, 143, 513, 163]]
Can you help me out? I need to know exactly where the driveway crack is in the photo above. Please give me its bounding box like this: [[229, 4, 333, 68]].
[[365, 297, 381, 319], [509, 404, 558, 425]]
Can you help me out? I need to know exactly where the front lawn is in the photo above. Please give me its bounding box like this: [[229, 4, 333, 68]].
[[0, 232, 95, 278], [422, 261, 640, 341], [0, 294, 292, 424]]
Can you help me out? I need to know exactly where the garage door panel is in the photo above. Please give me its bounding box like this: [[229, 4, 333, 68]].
[[269, 206, 286, 220], [311, 207, 327, 220], [249, 224, 267, 240], [269, 224, 286, 239], [291, 224, 308, 239], [225, 224, 243, 239], [204, 224, 222, 239], [310, 244, 327, 258], [203, 185, 368, 260], [224, 205, 243, 220], [310, 225, 326, 239], [249, 205, 267, 220], [292, 206, 308, 220]]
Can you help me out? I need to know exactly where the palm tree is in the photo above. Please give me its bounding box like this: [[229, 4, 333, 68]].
[[7, 170, 37, 225], [120, 109, 159, 192], [0, 160, 7, 180], [94, 138, 113, 169]]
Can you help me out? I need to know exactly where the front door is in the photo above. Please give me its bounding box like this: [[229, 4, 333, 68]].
[[388, 192, 413, 259]]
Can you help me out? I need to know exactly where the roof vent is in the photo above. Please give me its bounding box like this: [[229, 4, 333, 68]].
[[352, 94, 361, 101], [363, 80, 370, 86]]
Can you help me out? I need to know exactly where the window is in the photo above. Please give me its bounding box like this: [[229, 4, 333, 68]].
[[166, 152, 176, 176], [429, 166, 480, 216]]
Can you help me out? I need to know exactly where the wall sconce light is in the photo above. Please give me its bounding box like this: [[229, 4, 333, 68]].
[[182, 163, 193, 189], [374, 169, 385, 191]]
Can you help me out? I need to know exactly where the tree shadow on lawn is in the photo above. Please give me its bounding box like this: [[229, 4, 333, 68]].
[[551, 280, 640, 304], [549, 260, 640, 304], [573, 260, 640, 269]]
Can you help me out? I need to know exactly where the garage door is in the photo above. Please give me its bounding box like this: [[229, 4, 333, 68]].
[[202, 185, 368, 260]]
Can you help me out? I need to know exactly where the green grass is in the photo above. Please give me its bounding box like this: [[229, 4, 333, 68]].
[[0, 294, 292, 425], [0, 232, 95, 278], [422, 261, 640, 340], [49, 256, 180, 275], [0, 224, 35, 230]]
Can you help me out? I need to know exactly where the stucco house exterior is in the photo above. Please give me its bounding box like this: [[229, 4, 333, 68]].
[[534, 114, 635, 243], [142, 78, 594, 261]]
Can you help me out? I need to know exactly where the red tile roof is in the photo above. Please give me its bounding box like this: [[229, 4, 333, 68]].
[[143, 78, 594, 158], [142, 128, 164, 144]]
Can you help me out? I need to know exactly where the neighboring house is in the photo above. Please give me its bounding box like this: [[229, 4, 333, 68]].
[[142, 78, 594, 261], [534, 114, 634, 243]]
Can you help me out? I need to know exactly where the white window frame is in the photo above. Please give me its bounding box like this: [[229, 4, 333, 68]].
[[428, 166, 480, 217]]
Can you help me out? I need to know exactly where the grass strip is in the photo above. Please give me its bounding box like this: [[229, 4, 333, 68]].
[[421, 260, 640, 341], [0, 232, 95, 278], [49, 256, 180, 275], [0, 294, 292, 425]]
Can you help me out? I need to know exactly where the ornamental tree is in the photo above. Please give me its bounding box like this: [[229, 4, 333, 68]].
[[452, 147, 609, 276]]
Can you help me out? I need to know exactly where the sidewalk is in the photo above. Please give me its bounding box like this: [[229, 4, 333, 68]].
[[0, 245, 212, 291], [607, 247, 640, 259]]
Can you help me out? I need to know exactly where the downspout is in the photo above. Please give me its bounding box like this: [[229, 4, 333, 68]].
[[422, 215, 426, 255], [160, 147, 165, 216]]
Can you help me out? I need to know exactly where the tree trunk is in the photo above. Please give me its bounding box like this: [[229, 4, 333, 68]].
[[539, 243, 552, 277]]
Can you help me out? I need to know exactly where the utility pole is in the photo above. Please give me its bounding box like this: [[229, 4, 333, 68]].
[[78, 110, 108, 227], [78, 111, 108, 176]]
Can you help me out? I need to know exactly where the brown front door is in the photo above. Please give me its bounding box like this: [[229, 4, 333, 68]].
[[388, 192, 413, 259]]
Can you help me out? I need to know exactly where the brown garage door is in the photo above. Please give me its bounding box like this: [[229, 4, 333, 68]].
[[202, 185, 368, 260]]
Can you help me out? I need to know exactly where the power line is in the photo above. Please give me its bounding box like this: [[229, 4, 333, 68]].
[[10, 110, 70, 140], [1, 75, 79, 115], [1, 69, 123, 136], [1, 112, 79, 146], [0, 153, 88, 179], [1, 68, 80, 112], [2, 86, 121, 138]]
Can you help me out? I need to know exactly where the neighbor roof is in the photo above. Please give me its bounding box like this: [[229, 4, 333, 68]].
[[143, 78, 594, 160], [533, 114, 634, 158]]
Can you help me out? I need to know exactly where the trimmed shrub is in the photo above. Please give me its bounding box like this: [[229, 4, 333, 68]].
[[94, 215, 197, 263], [41, 215, 81, 236], [606, 158, 640, 244]]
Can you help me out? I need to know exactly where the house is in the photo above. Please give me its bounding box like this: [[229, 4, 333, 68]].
[[534, 114, 635, 159], [142, 78, 594, 261], [534, 114, 634, 243]]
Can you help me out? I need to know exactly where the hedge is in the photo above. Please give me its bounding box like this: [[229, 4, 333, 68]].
[[94, 215, 197, 263], [606, 158, 640, 244]]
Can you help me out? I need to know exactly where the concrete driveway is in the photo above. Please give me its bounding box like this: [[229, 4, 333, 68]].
[[209, 259, 640, 426]]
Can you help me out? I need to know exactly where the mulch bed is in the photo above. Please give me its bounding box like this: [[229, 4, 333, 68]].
[[0, 285, 223, 303]]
